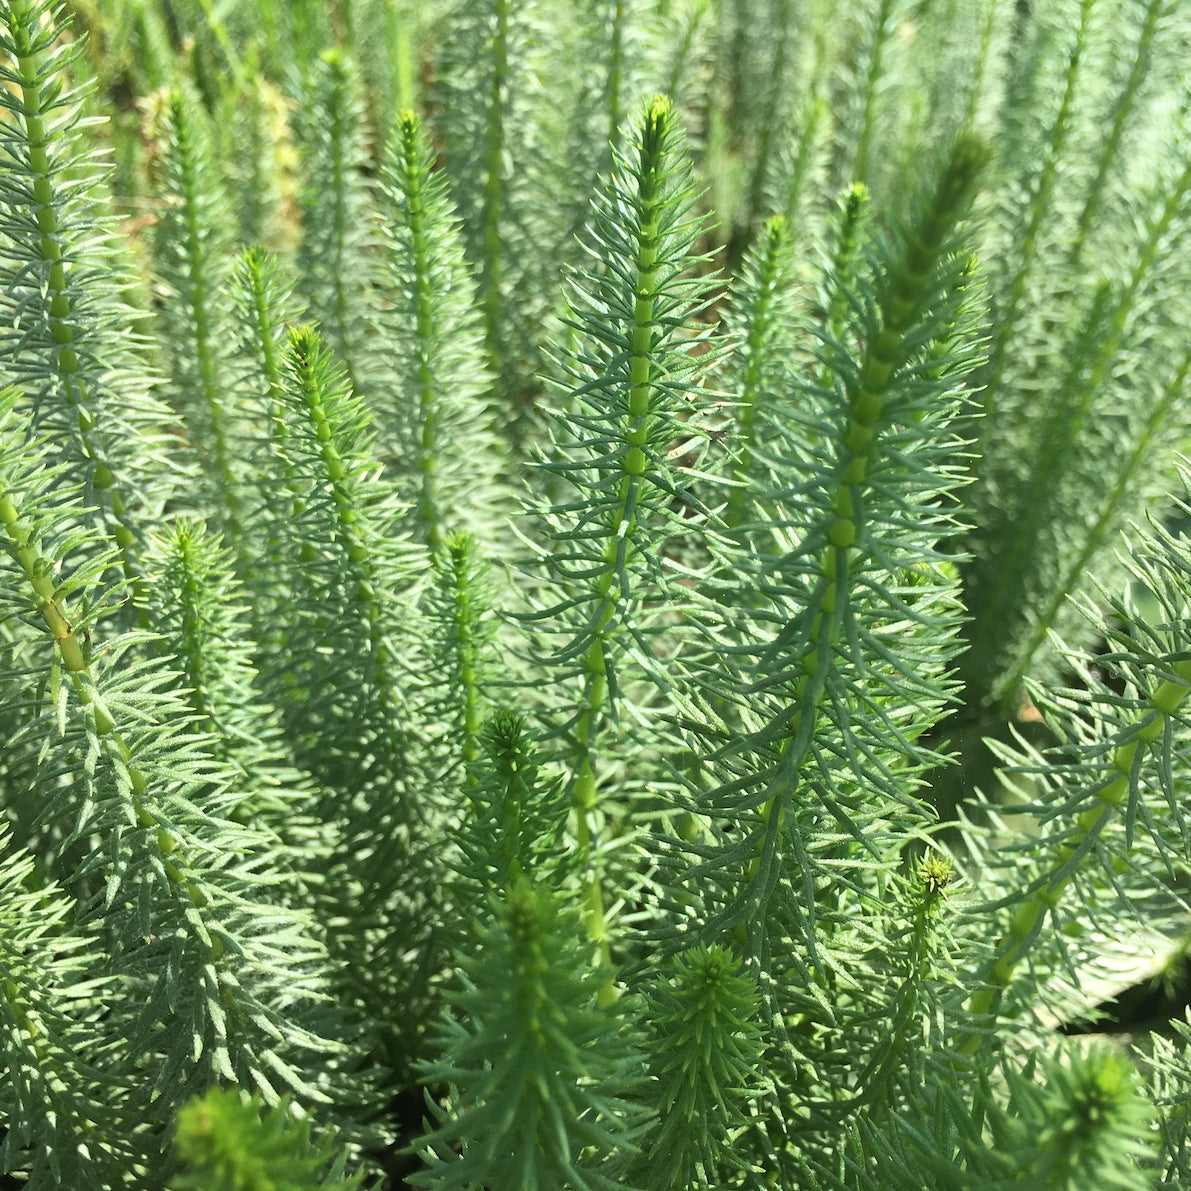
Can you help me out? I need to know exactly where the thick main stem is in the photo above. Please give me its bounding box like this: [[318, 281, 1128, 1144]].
[[569, 100, 670, 995]]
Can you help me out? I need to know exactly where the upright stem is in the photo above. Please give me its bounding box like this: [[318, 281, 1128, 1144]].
[[725, 214, 788, 536], [981, 0, 1095, 423], [569, 99, 671, 997], [0, 483, 224, 963], [168, 95, 244, 554], [10, 10, 149, 615], [963, 658, 1191, 1049], [480, 0, 510, 391], [396, 112, 446, 550]]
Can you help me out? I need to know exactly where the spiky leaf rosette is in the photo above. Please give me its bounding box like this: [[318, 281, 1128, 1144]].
[[1149, 1013, 1191, 1182], [960, 1047, 1156, 1188], [414, 879, 650, 1190], [446, 709, 570, 925], [0, 0, 178, 610], [634, 943, 766, 1190], [374, 110, 504, 550], [0, 390, 340, 1151], [173, 1089, 362, 1191]]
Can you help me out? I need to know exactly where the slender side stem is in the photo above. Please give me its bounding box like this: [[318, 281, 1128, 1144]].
[[287, 332, 396, 687], [1010, 345, 1191, 688], [815, 182, 869, 395], [387, 0, 415, 111], [983, 152, 1191, 701], [480, 0, 510, 390], [396, 112, 445, 549], [725, 214, 787, 536], [169, 95, 244, 552], [1065, 0, 1166, 271], [981, 0, 1095, 423], [284, 330, 409, 793], [851, 862, 952, 1118], [963, 658, 1191, 1048], [962, 0, 1002, 132], [850, 0, 896, 187], [742, 0, 794, 238], [607, 0, 625, 151], [241, 250, 287, 419], [322, 53, 362, 396], [443, 534, 486, 776], [171, 529, 217, 729]]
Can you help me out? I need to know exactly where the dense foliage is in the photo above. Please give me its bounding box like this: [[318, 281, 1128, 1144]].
[[2, 0, 1191, 1186]]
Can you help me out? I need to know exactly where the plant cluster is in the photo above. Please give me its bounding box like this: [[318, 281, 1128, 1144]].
[[2, 0, 1191, 1187]]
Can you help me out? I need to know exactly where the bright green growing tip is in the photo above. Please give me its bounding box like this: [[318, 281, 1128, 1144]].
[[646, 94, 673, 120]]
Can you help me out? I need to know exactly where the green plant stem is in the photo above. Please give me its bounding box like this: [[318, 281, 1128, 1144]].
[[239, 250, 301, 514], [10, 9, 148, 614], [962, 0, 1002, 131], [0, 487, 224, 963], [569, 99, 671, 995], [981, 0, 1095, 423], [443, 535, 485, 776], [396, 112, 446, 550], [983, 152, 1191, 702], [742, 0, 793, 238], [964, 657, 1191, 1048], [1009, 344, 1191, 689], [737, 136, 984, 944], [606, 0, 626, 151], [287, 332, 399, 703], [725, 214, 787, 535], [1064, 0, 1166, 271], [480, 0, 510, 388], [322, 53, 362, 396], [168, 94, 245, 553], [850, 0, 896, 186]]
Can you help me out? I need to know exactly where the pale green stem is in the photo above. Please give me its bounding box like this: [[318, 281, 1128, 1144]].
[[851, 0, 896, 186], [570, 102, 671, 997], [964, 658, 1191, 1048], [11, 12, 149, 617], [171, 97, 244, 553], [397, 115, 445, 550], [480, 0, 510, 391], [0, 488, 224, 963], [1008, 346, 1191, 690], [982, 0, 1095, 423], [983, 153, 1191, 701], [725, 215, 787, 535]]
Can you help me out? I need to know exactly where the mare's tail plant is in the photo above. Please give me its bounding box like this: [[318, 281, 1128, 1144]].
[[4, 0, 1191, 1187]]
